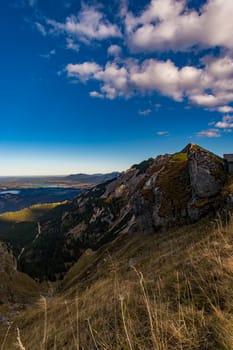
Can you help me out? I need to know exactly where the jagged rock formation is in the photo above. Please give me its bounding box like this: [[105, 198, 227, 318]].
[[18, 144, 229, 281]]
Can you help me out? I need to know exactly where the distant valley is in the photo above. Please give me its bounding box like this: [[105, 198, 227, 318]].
[[0, 187, 81, 214], [0, 172, 120, 214], [0, 172, 120, 189]]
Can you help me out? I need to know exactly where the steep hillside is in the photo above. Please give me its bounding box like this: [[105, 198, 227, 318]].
[[18, 144, 231, 281], [0, 241, 42, 334], [1, 214, 233, 349], [0, 242, 40, 302], [0, 202, 67, 256]]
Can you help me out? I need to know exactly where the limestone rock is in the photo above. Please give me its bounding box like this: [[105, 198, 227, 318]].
[[188, 145, 227, 198]]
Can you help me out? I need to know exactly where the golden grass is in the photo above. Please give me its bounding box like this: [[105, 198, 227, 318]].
[[171, 152, 188, 162], [1, 214, 233, 349], [0, 202, 67, 223]]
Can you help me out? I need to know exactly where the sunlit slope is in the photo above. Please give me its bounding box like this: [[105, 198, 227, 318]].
[[0, 202, 67, 222], [0, 202, 67, 255]]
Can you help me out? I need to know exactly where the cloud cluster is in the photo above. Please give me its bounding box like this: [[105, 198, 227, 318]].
[[197, 115, 233, 138], [66, 55, 233, 114], [124, 0, 233, 52], [44, 1, 229, 115], [215, 115, 233, 130], [47, 4, 122, 44], [33, 0, 233, 138]]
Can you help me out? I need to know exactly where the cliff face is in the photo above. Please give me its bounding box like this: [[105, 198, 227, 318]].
[[18, 144, 229, 280]]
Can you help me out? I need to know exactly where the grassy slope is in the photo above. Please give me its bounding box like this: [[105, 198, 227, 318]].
[[0, 202, 67, 255], [0, 202, 67, 223], [1, 213, 233, 350]]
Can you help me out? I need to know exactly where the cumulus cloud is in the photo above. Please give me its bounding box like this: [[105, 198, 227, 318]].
[[66, 62, 101, 82], [107, 45, 122, 57], [124, 0, 233, 52], [47, 4, 122, 44], [190, 94, 219, 108], [217, 106, 233, 113], [66, 55, 233, 111], [49, 1, 233, 114]]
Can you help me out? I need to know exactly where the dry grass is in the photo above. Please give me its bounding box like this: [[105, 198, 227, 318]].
[[1, 214, 233, 349]]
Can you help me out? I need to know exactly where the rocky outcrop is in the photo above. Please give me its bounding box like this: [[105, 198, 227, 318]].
[[18, 144, 231, 281], [188, 144, 227, 198]]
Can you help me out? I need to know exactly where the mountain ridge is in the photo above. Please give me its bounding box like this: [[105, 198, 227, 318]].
[[17, 144, 232, 281], [64, 171, 121, 184]]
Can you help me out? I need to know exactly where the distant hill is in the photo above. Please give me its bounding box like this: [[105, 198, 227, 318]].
[[64, 171, 121, 184]]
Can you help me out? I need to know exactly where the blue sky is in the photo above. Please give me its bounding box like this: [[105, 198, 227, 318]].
[[0, 0, 233, 175]]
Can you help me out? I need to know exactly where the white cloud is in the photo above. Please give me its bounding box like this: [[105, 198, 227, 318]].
[[35, 22, 47, 36], [217, 106, 233, 113], [95, 62, 129, 99], [48, 4, 122, 43], [89, 91, 104, 99], [53, 1, 233, 112], [139, 109, 152, 116], [108, 45, 122, 57], [156, 131, 169, 136], [124, 0, 233, 52], [130, 59, 182, 101], [66, 62, 101, 82], [190, 94, 220, 107], [66, 38, 80, 52], [215, 115, 233, 129], [40, 49, 56, 59], [196, 129, 221, 138]]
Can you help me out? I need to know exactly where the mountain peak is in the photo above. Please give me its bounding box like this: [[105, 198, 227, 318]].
[[181, 143, 200, 153]]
